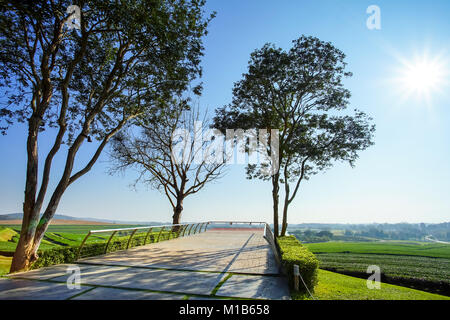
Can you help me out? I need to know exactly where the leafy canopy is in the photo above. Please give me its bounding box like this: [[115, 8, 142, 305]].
[[213, 35, 375, 182], [0, 0, 215, 138]]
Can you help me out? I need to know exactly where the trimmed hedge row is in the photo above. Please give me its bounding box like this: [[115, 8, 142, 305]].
[[276, 236, 319, 294], [31, 230, 176, 270]]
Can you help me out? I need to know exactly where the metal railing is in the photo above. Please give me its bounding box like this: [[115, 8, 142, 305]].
[[206, 220, 282, 267], [207, 221, 266, 226], [76, 220, 282, 269], [76, 222, 208, 260], [262, 223, 281, 266]]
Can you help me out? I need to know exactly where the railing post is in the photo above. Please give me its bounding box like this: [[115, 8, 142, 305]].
[[187, 224, 194, 235], [182, 224, 189, 237], [104, 231, 118, 254], [77, 231, 92, 260], [203, 222, 209, 232], [126, 229, 138, 249], [193, 223, 200, 234], [176, 225, 185, 238], [293, 265, 300, 291], [156, 226, 166, 242], [144, 227, 153, 245]]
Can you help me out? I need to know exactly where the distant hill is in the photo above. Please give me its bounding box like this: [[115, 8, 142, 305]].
[[286, 222, 450, 230], [0, 213, 167, 226], [0, 213, 88, 221]]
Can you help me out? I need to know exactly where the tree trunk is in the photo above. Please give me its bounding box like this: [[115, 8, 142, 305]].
[[9, 227, 38, 273], [10, 115, 42, 273], [10, 191, 67, 273], [271, 174, 280, 237], [11, 208, 39, 272], [281, 181, 290, 237], [281, 197, 289, 237], [171, 198, 184, 233]]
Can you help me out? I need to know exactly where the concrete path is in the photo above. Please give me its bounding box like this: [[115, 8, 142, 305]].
[[0, 229, 290, 300]]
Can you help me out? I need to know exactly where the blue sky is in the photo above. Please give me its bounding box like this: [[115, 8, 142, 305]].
[[0, 0, 449, 224]]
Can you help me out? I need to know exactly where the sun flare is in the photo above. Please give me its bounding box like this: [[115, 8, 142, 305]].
[[395, 53, 448, 106], [402, 60, 441, 93]]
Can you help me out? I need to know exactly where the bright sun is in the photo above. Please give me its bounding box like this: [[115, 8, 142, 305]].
[[395, 53, 448, 105], [402, 60, 441, 93]]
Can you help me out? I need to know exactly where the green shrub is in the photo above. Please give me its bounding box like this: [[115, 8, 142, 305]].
[[31, 246, 79, 269], [277, 236, 319, 294]]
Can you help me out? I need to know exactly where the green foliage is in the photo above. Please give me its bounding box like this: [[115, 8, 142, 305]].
[[30, 230, 178, 270], [0, 0, 215, 135], [0, 227, 17, 241], [292, 269, 449, 300], [315, 253, 450, 284], [31, 246, 79, 269], [0, 239, 56, 253], [289, 222, 450, 242], [0, 224, 145, 253], [0, 255, 12, 276], [304, 241, 450, 259], [1, 224, 144, 234], [213, 35, 375, 236], [291, 229, 336, 243], [0, 0, 215, 267], [213, 35, 375, 182], [304, 241, 450, 295], [277, 236, 319, 294]]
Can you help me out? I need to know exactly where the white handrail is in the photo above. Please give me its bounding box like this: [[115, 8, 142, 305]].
[[87, 223, 186, 234]]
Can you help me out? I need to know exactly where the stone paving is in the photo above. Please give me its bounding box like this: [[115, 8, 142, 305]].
[[0, 229, 290, 300], [79, 229, 279, 274]]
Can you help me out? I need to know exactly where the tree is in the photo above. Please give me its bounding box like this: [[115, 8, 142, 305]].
[[344, 230, 354, 236], [0, 0, 214, 272], [214, 36, 375, 237], [317, 230, 333, 238], [110, 103, 226, 225]]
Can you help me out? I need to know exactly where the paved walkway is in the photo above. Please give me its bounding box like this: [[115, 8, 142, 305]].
[[0, 229, 290, 300]]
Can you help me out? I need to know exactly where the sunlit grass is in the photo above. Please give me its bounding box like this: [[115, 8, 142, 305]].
[[293, 269, 449, 300]]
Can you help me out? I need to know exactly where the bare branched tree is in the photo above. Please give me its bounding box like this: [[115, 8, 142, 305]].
[[110, 103, 227, 225]]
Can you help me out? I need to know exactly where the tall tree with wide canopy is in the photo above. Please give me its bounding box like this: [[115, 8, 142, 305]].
[[0, 0, 214, 272], [214, 36, 375, 237]]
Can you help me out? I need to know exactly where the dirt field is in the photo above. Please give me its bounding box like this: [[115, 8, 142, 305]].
[[0, 219, 115, 225]]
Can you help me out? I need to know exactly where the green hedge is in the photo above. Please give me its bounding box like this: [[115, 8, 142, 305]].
[[31, 230, 176, 270], [31, 246, 79, 269], [276, 236, 319, 294]]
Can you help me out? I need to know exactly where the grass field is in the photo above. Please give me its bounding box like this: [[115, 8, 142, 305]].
[[0, 227, 17, 241], [315, 253, 449, 283], [0, 224, 145, 253], [0, 255, 12, 276], [301, 240, 450, 295], [293, 269, 450, 300], [0, 223, 185, 276], [1, 224, 143, 234], [304, 241, 450, 259]]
